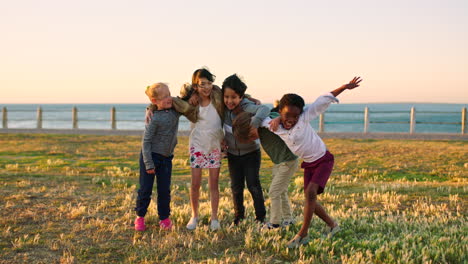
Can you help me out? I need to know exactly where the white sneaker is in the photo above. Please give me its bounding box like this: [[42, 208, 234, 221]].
[[186, 217, 198, 230], [210, 220, 221, 231]]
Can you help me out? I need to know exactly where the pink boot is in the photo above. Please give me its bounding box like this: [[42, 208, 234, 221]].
[[159, 218, 173, 230], [134, 217, 146, 231]]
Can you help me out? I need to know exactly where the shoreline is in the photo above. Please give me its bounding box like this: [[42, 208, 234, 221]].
[[1, 128, 467, 141]]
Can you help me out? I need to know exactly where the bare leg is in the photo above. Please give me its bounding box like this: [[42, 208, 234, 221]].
[[190, 168, 202, 218], [297, 183, 319, 237], [208, 167, 220, 220], [314, 201, 336, 228]]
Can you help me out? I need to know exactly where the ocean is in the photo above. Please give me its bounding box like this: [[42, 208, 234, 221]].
[[1, 103, 466, 134]]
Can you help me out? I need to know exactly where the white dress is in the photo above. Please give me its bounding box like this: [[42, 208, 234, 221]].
[[189, 102, 224, 168]]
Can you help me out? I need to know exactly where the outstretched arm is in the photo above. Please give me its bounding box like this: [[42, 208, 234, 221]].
[[303, 76, 362, 122], [330, 76, 362, 97], [243, 100, 270, 128]]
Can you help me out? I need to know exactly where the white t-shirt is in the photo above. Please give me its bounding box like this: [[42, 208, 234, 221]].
[[262, 92, 339, 163], [190, 102, 224, 153]]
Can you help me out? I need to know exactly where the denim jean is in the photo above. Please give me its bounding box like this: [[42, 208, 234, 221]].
[[135, 151, 173, 220]]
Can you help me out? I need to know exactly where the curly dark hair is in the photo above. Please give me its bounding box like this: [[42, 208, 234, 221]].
[[278, 93, 305, 114], [222, 74, 247, 97]]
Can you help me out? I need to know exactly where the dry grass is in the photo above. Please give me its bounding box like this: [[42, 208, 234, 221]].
[[0, 134, 466, 263]]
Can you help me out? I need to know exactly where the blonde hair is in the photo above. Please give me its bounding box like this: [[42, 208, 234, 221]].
[[145, 83, 168, 99]]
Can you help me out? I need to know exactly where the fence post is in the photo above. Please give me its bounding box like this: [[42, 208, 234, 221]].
[[462, 107, 466, 134], [319, 113, 325, 133], [111, 107, 116, 130], [364, 106, 369, 133], [410, 107, 415, 134], [2, 107, 7, 129], [72, 107, 78, 129], [36, 106, 42, 129]]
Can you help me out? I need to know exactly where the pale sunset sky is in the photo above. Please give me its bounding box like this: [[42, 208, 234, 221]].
[[1, 0, 467, 104]]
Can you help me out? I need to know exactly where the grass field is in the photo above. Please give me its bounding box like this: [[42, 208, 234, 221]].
[[0, 133, 467, 263]]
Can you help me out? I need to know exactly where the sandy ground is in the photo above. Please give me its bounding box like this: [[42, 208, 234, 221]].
[[1, 128, 467, 141]]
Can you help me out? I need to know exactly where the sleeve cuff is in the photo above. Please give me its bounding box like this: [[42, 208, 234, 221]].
[[324, 92, 340, 103]]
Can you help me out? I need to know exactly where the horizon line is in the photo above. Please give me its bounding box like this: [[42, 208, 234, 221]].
[[0, 102, 467, 105]]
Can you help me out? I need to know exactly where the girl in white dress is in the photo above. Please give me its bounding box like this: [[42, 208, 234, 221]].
[[185, 68, 225, 231]]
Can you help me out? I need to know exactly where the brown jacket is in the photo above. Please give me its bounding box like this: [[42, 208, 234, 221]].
[[176, 84, 225, 124], [149, 85, 224, 124]]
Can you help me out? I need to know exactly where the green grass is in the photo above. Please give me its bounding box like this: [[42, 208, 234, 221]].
[[0, 134, 467, 263]]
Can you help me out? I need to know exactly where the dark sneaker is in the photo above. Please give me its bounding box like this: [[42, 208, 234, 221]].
[[261, 222, 281, 230], [282, 219, 296, 227], [233, 218, 244, 226]]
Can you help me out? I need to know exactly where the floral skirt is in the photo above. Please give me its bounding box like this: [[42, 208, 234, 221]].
[[190, 146, 222, 169]]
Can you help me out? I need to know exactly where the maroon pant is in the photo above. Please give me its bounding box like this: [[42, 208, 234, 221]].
[[301, 151, 334, 194]]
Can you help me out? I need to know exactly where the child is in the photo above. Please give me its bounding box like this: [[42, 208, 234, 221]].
[[135, 82, 196, 231], [266, 77, 362, 247], [222, 74, 270, 225], [184, 68, 225, 231], [232, 111, 298, 229], [145, 69, 225, 230]]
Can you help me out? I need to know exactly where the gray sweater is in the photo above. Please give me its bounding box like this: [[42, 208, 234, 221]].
[[142, 108, 180, 170], [224, 99, 270, 156]]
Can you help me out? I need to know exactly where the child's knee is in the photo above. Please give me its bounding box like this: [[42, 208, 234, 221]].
[[306, 192, 317, 202], [138, 189, 152, 198], [247, 185, 262, 197], [191, 181, 201, 189], [305, 185, 318, 201], [269, 188, 283, 199], [209, 178, 219, 188]]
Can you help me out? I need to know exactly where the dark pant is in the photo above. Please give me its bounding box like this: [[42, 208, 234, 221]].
[[228, 149, 266, 221], [135, 152, 173, 220]]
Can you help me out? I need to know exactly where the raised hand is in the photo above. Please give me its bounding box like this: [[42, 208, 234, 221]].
[[345, 76, 362, 90], [331, 76, 363, 97]]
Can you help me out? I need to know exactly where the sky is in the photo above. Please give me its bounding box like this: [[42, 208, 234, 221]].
[[1, 0, 468, 104]]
